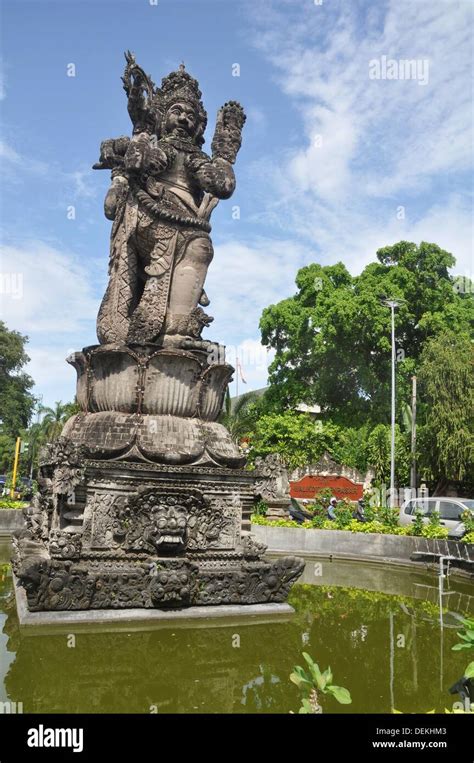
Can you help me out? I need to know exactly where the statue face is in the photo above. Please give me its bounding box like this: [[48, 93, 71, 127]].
[[152, 502, 187, 551], [164, 101, 197, 138]]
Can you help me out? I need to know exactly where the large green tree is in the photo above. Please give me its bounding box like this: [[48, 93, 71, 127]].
[[417, 331, 473, 492], [260, 241, 473, 427], [0, 321, 35, 438]]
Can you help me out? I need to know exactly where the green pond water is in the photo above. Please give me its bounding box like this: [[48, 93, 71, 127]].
[[0, 540, 472, 714]]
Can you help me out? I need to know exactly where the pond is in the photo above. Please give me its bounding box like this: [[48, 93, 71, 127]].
[[0, 541, 472, 714]]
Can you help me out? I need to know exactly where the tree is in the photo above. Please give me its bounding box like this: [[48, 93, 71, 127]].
[[0, 321, 35, 437], [260, 242, 473, 428], [366, 423, 410, 486], [218, 390, 261, 443], [249, 412, 344, 469], [417, 331, 473, 492], [0, 433, 15, 473], [38, 401, 80, 441]]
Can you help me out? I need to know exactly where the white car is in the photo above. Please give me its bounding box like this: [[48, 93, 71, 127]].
[[399, 497, 474, 539]]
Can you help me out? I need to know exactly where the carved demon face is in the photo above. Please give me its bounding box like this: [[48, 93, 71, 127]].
[[151, 501, 187, 552], [164, 100, 198, 139]]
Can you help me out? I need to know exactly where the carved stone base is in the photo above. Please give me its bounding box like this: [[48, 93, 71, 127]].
[[12, 442, 304, 613]]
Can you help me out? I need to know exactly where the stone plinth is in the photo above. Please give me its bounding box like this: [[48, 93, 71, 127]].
[[12, 448, 304, 613]]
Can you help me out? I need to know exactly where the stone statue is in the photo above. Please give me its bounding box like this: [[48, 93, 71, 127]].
[[93, 52, 245, 347], [255, 453, 292, 521], [12, 54, 304, 615]]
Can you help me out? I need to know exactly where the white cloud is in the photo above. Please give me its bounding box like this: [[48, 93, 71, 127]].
[[0, 60, 5, 101], [0, 241, 99, 334], [241, 0, 473, 283], [0, 139, 96, 198], [249, 0, 473, 201], [26, 345, 78, 408], [0, 140, 19, 162], [0, 240, 99, 407], [207, 237, 309, 338]]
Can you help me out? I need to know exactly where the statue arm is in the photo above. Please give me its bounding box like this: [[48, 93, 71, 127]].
[[187, 153, 236, 200], [186, 101, 245, 200], [93, 137, 131, 220], [124, 133, 171, 175]]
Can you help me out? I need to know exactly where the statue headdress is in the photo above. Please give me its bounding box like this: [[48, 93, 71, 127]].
[[155, 63, 207, 146], [122, 53, 207, 145]]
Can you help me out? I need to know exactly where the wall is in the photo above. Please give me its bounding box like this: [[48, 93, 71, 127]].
[[252, 524, 474, 575]]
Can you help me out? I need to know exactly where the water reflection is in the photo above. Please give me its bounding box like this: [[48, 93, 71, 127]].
[[0, 557, 472, 714]]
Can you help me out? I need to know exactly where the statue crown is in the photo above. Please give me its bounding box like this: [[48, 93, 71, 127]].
[[156, 63, 207, 143], [159, 64, 203, 109]]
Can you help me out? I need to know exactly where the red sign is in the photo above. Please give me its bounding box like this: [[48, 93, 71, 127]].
[[290, 475, 363, 501]]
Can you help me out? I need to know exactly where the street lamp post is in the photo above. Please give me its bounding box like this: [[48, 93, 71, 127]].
[[383, 299, 403, 508]]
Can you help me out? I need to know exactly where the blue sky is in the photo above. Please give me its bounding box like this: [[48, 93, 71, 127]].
[[1, 0, 472, 409]]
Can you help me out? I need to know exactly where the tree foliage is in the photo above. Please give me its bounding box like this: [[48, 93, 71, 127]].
[[0, 321, 35, 438], [218, 390, 261, 443], [417, 331, 473, 487], [260, 242, 473, 427], [38, 400, 80, 441]]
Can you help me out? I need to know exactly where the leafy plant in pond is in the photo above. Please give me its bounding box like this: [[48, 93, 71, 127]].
[[290, 652, 351, 713], [450, 617, 474, 713], [452, 617, 474, 653]]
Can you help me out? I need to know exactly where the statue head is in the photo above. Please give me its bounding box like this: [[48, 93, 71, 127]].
[[163, 100, 199, 140], [158, 64, 207, 146]]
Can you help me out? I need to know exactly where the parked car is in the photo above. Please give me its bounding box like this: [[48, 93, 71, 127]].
[[399, 497, 474, 539]]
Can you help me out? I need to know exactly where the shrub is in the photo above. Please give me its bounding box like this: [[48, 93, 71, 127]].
[[250, 515, 300, 528], [461, 531, 474, 544], [378, 505, 400, 530], [333, 501, 353, 529], [310, 504, 327, 529], [419, 510, 449, 539], [314, 488, 333, 509], [0, 498, 27, 510], [421, 525, 449, 540], [461, 510, 474, 535], [408, 509, 425, 536], [254, 499, 268, 517]]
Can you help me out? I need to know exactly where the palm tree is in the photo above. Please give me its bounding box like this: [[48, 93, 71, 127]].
[[38, 400, 80, 441], [219, 389, 260, 444]]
